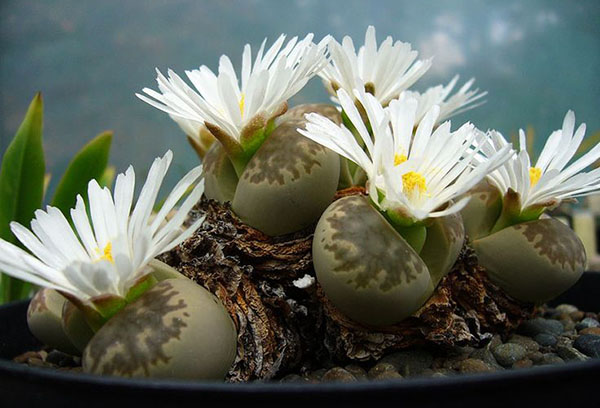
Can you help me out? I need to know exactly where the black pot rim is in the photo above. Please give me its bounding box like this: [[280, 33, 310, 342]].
[[1, 272, 599, 407]]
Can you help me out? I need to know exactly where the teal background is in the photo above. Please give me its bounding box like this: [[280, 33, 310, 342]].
[[1, 0, 599, 194]]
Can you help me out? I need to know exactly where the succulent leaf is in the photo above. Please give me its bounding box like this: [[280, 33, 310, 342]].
[[232, 119, 340, 236], [473, 217, 585, 303], [27, 288, 80, 355], [419, 212, 465, 288], [460, 180, 502, 241], [313, 195, 432, 326], [202, 142, 239, 203], [82, 278, 237, 380], [61, 299, 94, 353]]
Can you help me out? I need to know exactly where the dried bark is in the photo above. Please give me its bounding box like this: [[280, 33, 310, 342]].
[[163, 190, 534, 382]]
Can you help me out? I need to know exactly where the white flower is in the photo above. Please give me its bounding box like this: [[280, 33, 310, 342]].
[[400, 75, 487, 125], [319, 26, 432, 106], [0, 151, 204, 303], [486, 111, 600, 213], [136, 34, 329, 148], [298, 89, 511, 223]]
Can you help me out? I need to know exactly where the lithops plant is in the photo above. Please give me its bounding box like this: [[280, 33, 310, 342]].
[[0, 152, 237, 379], [466, 112, 600, 303], [232, 118, 340, 235], [137, 34, 343, 236], [300, 88, 511, 326], [199, 103, 341, 235], [27, 288, 80, 355], [82, 278, 236, 380]]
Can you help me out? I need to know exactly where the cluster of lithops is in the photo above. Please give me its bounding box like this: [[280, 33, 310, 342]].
[[2, 25, 600, 381], [0, 152, 237, 380], [138, 26, 600, 326]]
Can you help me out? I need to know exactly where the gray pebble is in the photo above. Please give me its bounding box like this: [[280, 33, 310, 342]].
[[534, 333, 558, 347], [368, 362, 401, 380], [307, 368, 328, 382], [493, 343, 528, 367], [512, 359, 533, 369], [575, 318, 600, 331], [537, 353, 565, 366], [508, 334, 540, 353], [380, 350, 433, 376], [573, 334, 600, 358], [560, 319, 576, 331], [456, 358, 494, 373], [321, 367, 357, 382], [519, 318, 564, 337], [344, 364, 368, 381], [527, 351, 544, 364], [280, 374, 309, 383], [555, 304, 578, 314], [471, 347, 503, 370], [556, 345, 589, 362]]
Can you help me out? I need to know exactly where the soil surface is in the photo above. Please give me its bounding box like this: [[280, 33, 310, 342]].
[[13, 303, 600, 382]]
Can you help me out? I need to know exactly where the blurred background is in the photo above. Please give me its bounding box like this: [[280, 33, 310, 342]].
[[1, 0, 599, 192]]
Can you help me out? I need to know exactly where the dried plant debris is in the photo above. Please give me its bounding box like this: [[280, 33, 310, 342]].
[[162, 194, 535, 381], [162, 198, 326, 382]]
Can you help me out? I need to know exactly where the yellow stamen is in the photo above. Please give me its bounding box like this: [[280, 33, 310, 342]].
[[394, 154, 407, 166], [97, 242, 114, 263], [529, 167, 542, 186], [402, 171, 427, 194], [239, 93, 245, 117]]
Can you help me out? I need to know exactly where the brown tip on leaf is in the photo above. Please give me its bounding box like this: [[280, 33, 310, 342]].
[[204, 122, 243, 157], [187, 135, 207, 160]]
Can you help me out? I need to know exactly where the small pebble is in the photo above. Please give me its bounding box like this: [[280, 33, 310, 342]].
[[573, 334, 600, 358], [527, 351, 544, 364], [537, 353, 565, 366], [534, 333, 558, 347], [493, 344, 527, 367], [280, 374, 309, 383], [456, 358, 494, 373], [519, 318, 564, 337], [512, 359, 533, 369], [556, 345, 589, 362], [508, 334, 539, 353], [380, 350, 433, 376], [575, 318, 600, 331], [45, 350, 76, 367], [306, 368, 327, 382], [579, 327, 600, 336], [570, 311, 585, 322], [471, 345, 503, 369], [344, 364, 368, 381], [555, 304, 578, 314], [368, 362, 400, 380], [321, 367, 357, 382], [560, 319, 576, 331]]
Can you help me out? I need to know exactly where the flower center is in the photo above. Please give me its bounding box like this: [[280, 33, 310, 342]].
[[97, 242, 114, 263], [239, 93, 245, 117], [394, 154, 407, 166], [529, 167, 542, 186], [402, 171, 427, 194]]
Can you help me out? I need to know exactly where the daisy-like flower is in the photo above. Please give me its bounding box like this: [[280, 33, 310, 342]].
[[400, 75, 487, 126], [298, 88, 512, 226], [484, 111, 600, 230], [0, 151, 204, 327], [319, 26, 432, 106], [136, 34, 329, 174]]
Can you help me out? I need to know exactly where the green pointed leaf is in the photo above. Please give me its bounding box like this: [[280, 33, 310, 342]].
[[0, 93, 45, 302], [98, 165, 116, 189], [51, 131, 112, 215]]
